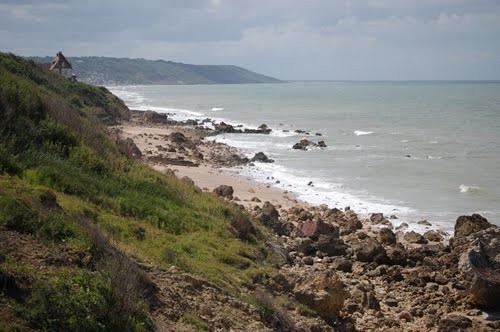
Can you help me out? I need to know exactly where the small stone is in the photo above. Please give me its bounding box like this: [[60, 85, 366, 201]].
[[426, 282, 439, 291], [302, 256, 314, 265], [398, 311, 412, 322], [385, 298, 398, 307]]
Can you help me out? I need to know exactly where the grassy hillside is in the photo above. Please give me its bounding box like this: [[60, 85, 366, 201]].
[[29, 56, 282, 85], [0, 52, 277, 331]]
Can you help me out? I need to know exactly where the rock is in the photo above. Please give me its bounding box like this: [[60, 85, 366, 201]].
[[370, 213, 385, 223], [434, 273, 449, 285], [297, 220, 339, 240], [293, 238, 315, 255], [293, 139, 313, 150], [424, 230, 444, 242], [317, 141, 327, 148], [258, 201, 280, 222], [352, 236, 388, 264], [302, 256, 314, 265], [404, 231, 427, 244], [181, 176, 195, 186], [378, 228, 396, 245], [230, 216, 256, 240], [293, 270, 348, 321], [454, 213, 492, 238], [350, 284, 380, 311], [314, 235, 348, 256], [257, 202, 291, 236], [331, 257, 352, 272], [184, 119, 198, 126], [398, 311, 412, 322], [451, 215, 500, 308], [250, 197, 261, 202], [122, 137, 142, 159], [215, 122, 241, 133], [141, 110, 170, 124], [250, 152, 274, 163], [258, 124, 268, 130], [169, 131, 188, 144], [213, 185, 234, 198], [437, 314, 472, 332], [386, 243, 408, 266], [385, 298, 398, 307], [340, 217, 363, 236], [417, 220, 432, 226]]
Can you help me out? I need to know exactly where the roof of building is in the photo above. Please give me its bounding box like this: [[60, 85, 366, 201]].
[[50, 51, 72, 70]]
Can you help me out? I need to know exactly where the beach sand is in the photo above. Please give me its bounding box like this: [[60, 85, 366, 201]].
[[116, 119, 303, 211]]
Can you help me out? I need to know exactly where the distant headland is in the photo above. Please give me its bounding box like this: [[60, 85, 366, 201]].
[[29, 55, 282, 85]]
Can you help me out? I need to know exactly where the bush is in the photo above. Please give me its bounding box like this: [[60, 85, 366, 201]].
[[0, 196, 39, 234], [24, 271, 149, 331], [254, 291, 295, 332], [69, 145, 109, 175]]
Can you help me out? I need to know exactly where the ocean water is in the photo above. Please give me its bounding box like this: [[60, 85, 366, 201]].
[[109, 82, 500, 233]]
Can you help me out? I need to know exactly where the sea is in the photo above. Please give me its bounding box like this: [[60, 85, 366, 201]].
[[109, 82, 500, 234]]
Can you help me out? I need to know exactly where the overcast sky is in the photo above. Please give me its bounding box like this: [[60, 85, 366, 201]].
[[1, 0, 499, 80]]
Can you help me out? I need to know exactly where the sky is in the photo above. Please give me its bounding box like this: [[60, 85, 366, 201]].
[[1, 0, 500, 80]]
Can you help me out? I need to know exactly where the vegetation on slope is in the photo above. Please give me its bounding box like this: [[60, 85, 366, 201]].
[[29, 56, 282, 85], [0, 52, 276, 331]]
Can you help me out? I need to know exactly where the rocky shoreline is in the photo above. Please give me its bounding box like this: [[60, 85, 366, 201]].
[[111, 110, 500, 331]]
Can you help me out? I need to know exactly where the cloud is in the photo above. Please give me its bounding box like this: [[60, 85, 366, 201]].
[[0, 0, 499, 79]]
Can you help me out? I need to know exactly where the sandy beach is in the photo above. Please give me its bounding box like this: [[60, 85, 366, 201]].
[[115, 111, 306, 212]]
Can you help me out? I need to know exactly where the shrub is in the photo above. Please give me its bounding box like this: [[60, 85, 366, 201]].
[[69, 145, 109, 175], [254, 291, 296, 332], [0, 196, 39, 234]]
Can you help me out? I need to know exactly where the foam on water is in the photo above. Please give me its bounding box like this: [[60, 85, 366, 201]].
[[211, 107, 224, 111], [235, 162, 415, 217], [354, 130, 374, 136], [459, 185, 480, 193]]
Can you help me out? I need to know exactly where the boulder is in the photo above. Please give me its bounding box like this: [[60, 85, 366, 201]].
[[404, 231, 427, 244], [424, 230, 444, 242], [293, 139, 313, 150], [437, 314, 472, 332], [293, 270, 348, 321], [122, 138, 142, 159], [350, 284, 380, 311], [370, 213, 385, 223], [386, 243, 408, 266], [317, 141, 327, 148], [452, 217, 500, 308], [339, 217, 363, 236], [141, 110, 170, 124], [258, 201, 280, 222], [314, 235, 348, 256], [454, 213, 492, 238], [352, 236, 388, 263], [292, 238, 315, 255], [297, 220, 339, 240], [250, 152, 274, 163], [216, 122, 242, 133], [230, 216, 256, 240], [257, 202, 291, 236], [331, 257, 352, 272], [169, 132, 188, 144], [378, 228, 396, 245], [213, 185, 234, 198]]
